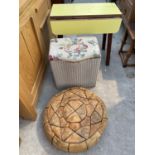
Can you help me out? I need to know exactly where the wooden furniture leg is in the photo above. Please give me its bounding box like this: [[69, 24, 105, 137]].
[[105, 33, 113, 66], [106, 0, 116, 2], [119, 30, 128, 53], [58, 35, 63, 38], [119, 20, 135, 67], [102, 34, 107, 50], [122, 39, 134, 67]]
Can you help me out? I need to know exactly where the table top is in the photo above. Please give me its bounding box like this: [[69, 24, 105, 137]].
[[50, 3, 122, 18]]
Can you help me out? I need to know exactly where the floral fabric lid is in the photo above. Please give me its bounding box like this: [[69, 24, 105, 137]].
[[49, 36, 101, 61]]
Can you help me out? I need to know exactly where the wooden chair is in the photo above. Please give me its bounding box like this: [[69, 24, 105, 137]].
[[119, 19, 135, 67], [116, 0, 135, 67]]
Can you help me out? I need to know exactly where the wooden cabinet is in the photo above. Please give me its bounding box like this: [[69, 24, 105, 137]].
[[19, 0, 51, 120]]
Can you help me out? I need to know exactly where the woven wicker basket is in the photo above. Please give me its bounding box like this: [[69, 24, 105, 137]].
[[49, 36, 101, 89], [50, 57, 101, 89]]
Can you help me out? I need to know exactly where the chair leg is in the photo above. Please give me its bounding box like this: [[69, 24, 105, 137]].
[[123, 39, 135, 67], [119, 30, 128, 54]]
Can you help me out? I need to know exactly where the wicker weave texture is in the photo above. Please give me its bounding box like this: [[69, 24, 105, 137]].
[[50, 58, 101, 89]]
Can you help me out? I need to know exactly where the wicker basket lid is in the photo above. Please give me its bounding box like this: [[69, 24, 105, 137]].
[[43, 87, 108, 152]]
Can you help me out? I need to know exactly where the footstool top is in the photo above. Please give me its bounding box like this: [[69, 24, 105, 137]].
[[43, 87, 108, 152], [49, 36, 101, 62]]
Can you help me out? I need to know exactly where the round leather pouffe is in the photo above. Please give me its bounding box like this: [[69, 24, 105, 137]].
[[43, 87, 108, 153]]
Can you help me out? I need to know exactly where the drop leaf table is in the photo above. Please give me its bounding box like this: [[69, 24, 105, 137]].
[[50, 3, 122, 65]]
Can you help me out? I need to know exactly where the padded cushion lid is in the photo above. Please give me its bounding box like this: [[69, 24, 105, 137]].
[[49, 36, 101, 62]]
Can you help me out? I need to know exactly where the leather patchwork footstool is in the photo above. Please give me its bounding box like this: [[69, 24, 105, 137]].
[[43, 87, 108, 152]]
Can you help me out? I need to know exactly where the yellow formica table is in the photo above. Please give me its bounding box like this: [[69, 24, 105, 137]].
[[50, 3, 122, 65]]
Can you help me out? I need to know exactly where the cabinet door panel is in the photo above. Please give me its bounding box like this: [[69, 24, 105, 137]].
[[19, 33, 36, 92], [21, 18, 42, 74], [33, 0, 50, 60], [19, 75, 37, 120]]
